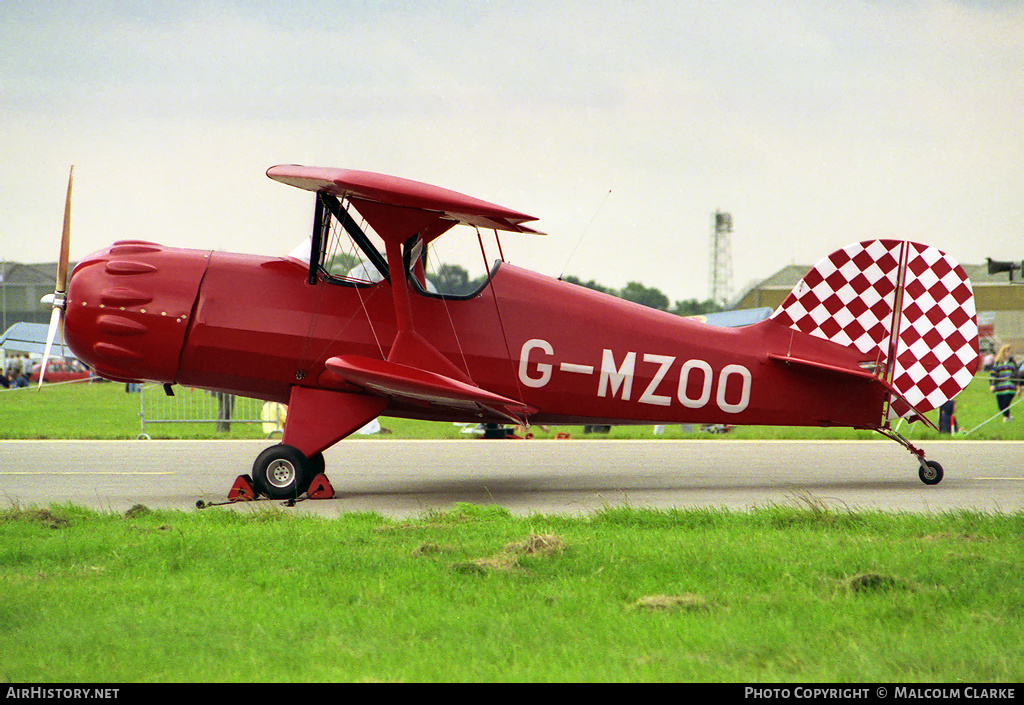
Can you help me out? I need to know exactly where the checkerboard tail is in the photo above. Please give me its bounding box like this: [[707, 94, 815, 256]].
[[769, 240, 979, 419]]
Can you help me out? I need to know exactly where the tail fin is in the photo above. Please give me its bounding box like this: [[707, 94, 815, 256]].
[[770, 239, 979, 421]]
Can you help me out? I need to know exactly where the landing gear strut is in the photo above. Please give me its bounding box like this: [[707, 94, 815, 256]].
[[217, 387, 385, 504], [875, 426, 943, 485]]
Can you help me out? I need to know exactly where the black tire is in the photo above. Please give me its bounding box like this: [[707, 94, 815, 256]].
[[307, 451, 326, 479], [919, 460, 943, 486], [252, 444, 312, 500]]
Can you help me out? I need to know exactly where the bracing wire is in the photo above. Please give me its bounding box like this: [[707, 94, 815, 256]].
[[343, 212, 387, 361], [477, 228, 527, 409], [425, 236, 472, 379], [558, 189, 611, 281], [302, 200, 387, 368]]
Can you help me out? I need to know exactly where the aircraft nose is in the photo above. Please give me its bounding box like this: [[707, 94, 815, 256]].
[[64, 241, 209, 383]]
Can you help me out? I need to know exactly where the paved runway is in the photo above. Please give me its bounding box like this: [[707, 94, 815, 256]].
[[1, 439, 1021, 517]]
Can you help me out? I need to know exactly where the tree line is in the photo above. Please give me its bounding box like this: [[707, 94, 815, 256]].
[[559, 275, 725, 317]]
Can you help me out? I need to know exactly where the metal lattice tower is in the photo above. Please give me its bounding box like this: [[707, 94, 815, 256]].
[[709, 211, 733, 306]]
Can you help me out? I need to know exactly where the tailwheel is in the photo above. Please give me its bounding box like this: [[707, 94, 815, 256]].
[[918, 460, 943, 486], [875, 426, 945, 486], [252, 444, 316, 500]]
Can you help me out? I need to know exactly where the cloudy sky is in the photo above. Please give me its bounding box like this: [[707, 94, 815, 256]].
[[2, 1, 1021, 304]]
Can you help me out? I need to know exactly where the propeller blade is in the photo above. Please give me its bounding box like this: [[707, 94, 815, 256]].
[[57, 166, 73, 294], [39, 166, 74, 389], [38, 305, 62, 388]]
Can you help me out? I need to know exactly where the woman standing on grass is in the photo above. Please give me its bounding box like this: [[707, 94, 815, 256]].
[[989, 345, 1020, 422]]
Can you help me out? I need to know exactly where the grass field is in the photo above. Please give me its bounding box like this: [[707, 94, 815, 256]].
[[3, 375, 1021, 683], [1, 502, 1022, 682], [1, 373, 1021, 441]]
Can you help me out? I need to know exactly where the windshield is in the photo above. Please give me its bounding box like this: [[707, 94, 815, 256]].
[[304, 194, 389, 286], [414, 225, 505, 298]]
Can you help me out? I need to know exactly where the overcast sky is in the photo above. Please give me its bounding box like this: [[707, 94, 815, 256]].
[[2, 0, 1021, 304]]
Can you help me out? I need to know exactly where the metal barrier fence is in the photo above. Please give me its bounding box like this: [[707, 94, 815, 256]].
[[138, 383, 285, 439]]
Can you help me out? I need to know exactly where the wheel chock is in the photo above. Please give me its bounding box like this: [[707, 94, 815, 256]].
[[228, 474, 257, 501], [306, 473, 335, 500]]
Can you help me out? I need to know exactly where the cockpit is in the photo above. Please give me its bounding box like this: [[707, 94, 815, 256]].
[[294, 192, 505, 299]]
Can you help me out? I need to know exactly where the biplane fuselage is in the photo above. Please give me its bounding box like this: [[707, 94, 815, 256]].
[[65, 241, 884, 429], [48, 165, 976, 495]]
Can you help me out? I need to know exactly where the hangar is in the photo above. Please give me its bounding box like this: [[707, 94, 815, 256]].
[[1, 261, 75, 330], [2, 262, 77, 362]]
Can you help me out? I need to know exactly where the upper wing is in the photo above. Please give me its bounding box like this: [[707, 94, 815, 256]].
[[267, 165, 544, 236]]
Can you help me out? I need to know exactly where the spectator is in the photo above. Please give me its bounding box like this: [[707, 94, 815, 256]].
[[989, 345, 1019, 422], [938, 399, 957, 434]]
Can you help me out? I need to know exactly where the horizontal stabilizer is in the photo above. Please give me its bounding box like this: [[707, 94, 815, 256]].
[[768, 352, 937, 429], [767, 352, 877, 381], [325, 355, 536, 423]]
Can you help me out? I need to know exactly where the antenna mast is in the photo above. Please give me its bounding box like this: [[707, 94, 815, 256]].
[[709, 211, 733, 307]]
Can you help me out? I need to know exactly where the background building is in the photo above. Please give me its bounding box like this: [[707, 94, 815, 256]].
[[1, 261, 74, 331]]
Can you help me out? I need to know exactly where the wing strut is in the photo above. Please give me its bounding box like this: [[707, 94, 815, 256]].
[[309, 192, 325, 285]]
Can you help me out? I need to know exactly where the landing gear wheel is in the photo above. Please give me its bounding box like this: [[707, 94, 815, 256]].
[[307, 451, 325, 478], [919, 460, 943, 486], [252, 444, 314, 499]]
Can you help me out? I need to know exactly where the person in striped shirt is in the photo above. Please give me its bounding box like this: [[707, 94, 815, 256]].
[[989, 345, 1020, 422]]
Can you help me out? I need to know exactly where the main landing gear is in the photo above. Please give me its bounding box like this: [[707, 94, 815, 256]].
[[251, 444, 327, 499], [200, 444, 335, 507], [875, 426, 943, 486], [199, 388, 387, 508]]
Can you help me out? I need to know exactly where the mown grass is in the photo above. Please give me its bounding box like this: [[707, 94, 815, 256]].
[[0, 502, 1021, 682], [1, 374, 1022, 441]]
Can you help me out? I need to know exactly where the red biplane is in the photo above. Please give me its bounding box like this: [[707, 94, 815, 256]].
[[43, 165, 978, 499]]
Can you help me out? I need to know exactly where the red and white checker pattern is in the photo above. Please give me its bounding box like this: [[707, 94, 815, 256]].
[[888, 242, 978, 418], [771, 240, 978, 418], [770, 240, 903, 362]]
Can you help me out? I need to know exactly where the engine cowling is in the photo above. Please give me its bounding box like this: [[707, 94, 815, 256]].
[[64, 241, 210, 383]]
